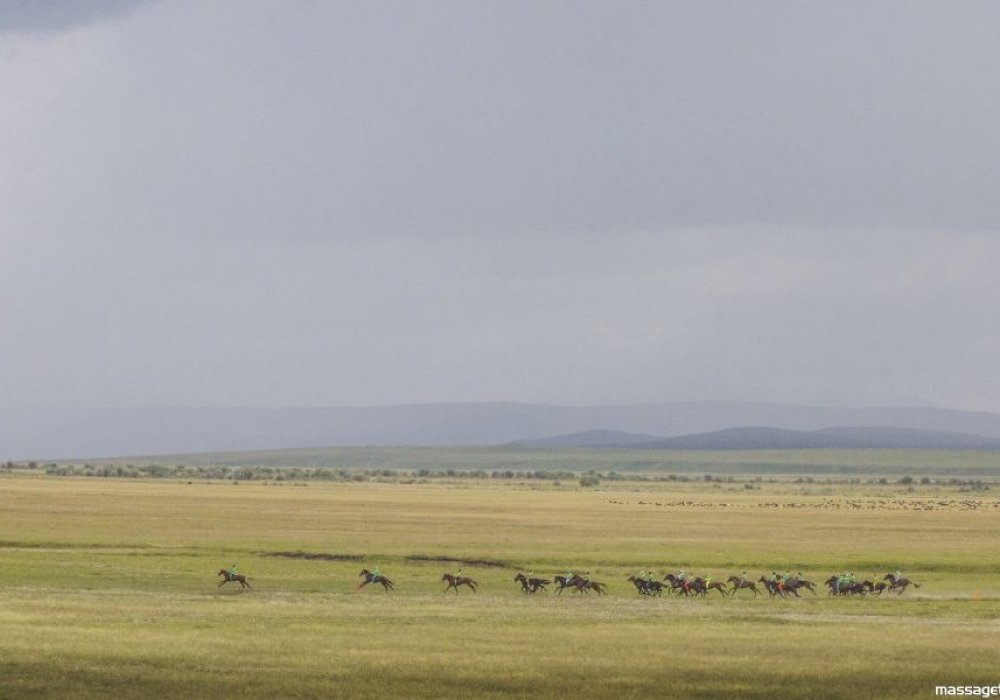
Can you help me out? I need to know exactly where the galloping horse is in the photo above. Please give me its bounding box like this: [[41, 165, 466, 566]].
[[758, 576, 797, 597], [575, 579, 607, 595], [553, 575, 580, 595], [358, 568, 394, 592], [514, 573, 549, 593], [727, 576, 760, 597], [662, 573, 693, 596], [441, 573, 478, 593], [627, 576, 664, 596], [217, 569, 252, 590], [786, 578, 817, 595], [884, 573, 920, 594], [690, 579, 729, 597]]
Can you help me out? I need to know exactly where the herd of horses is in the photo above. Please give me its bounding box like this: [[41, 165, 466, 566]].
[[217, 568, 917, 597], [620, 572, 920, 597]]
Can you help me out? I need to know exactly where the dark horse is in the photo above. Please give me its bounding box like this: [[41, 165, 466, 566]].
[[575, 579, 608, 595], [627, 576, 664, 596], [786, 578, 817, 595], [553, 575, 579, 595], [442, 573, 478, 593], [514, 573, 549, 593], [884, 573, 920, 594], [758, 576, 797, 598], [662, 574, 696, 596], [358, 568, 394, 592], [555, 575, 606, 595], [217, 569, 252, 590]]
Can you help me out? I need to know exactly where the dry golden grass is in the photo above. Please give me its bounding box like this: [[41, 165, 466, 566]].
[[1, 473, 998, 698]]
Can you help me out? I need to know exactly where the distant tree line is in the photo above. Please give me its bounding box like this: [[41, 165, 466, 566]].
[[0, 460, 990, 489]]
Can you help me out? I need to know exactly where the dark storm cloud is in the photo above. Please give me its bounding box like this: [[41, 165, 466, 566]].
[[1, 1, 999, 413]]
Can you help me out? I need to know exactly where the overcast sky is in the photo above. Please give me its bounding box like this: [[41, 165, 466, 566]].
[[1, 1, 998, 412]]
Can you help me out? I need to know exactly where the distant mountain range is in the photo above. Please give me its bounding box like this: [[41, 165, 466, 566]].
[[508, 426, 1000, 450], [3, 401, 1000, 459]]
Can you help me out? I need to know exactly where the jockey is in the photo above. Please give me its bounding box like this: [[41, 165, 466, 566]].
[[370, 566, 380, 583], [455, 568, 463, 580], [227, 563, 238, 579], [642, 570, 653, 583], [739, 570, 748, 585], [893, 569, 902, 581], [703, 574, 713, 591]]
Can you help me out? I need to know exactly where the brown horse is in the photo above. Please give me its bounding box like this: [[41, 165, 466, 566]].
[[727, 576, 760, 597], [786, 578, 817, 595], [358, 568, 394, 592], [442, 573, 478, 593], [662, 573, 694, 596], [574, 579, 607, 595], [217, 569, 252, 590], [514, 573, 549, 593], [758, 576, 796, 597], [692, 579, 729, 597]]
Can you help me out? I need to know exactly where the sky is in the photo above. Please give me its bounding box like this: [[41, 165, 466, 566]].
[[1, 1, 998, 412]]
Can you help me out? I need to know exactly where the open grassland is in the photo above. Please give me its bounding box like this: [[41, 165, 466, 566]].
[[1, 471, 999, 698]]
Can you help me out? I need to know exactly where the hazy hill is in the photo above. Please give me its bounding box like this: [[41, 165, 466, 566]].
[[637, 426, 1000, 450], [4, 401, 1000, 459], [506, 429, 666, 448]]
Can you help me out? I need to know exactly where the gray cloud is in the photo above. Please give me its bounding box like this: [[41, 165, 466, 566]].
[[1, 1, 999, 414], [0, 0, 156, 34]]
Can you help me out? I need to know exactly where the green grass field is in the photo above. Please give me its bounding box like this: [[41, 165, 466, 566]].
[[2, 467, 999, 698]]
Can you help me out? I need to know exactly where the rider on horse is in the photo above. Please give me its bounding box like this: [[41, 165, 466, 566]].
[[677, 570, 690, 592], [227, 563, 238, 579], [370, 566, 381, 583]]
